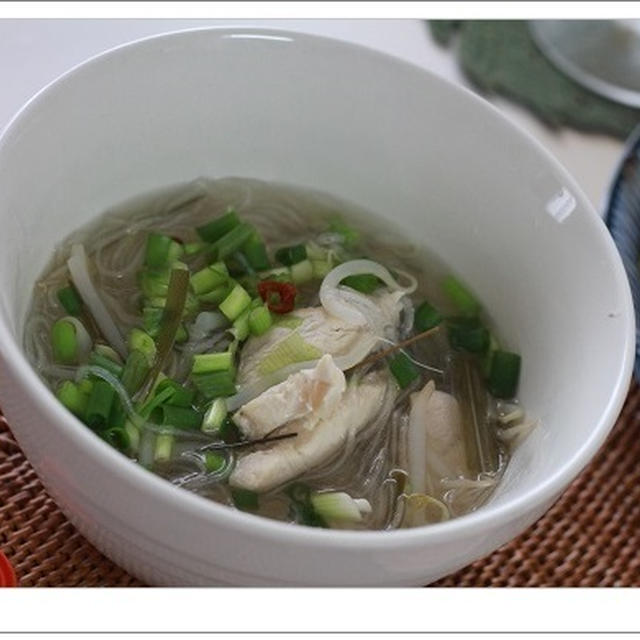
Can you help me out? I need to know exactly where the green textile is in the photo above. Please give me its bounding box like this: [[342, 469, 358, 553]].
[[429, 20, 640, 139]]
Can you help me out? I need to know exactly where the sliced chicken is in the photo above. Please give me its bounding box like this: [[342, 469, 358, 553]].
[[237, 290, 404, 386], [230, 370, 394, 493], [408, 380, 469, 498], [233, 354, 346, 440]]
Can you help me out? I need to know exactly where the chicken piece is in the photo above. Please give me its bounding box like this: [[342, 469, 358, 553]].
[[408, 380, 469, 498], [237, 290, 404, 386], [230, 370, 394, 493], [233, 354, 346, 440]]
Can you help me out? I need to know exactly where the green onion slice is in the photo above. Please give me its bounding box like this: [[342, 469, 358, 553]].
[[196, 209, 240, 242], [488, 350, 521, 399], [275, 244, 307, 266], [388, 352, 420, 389]]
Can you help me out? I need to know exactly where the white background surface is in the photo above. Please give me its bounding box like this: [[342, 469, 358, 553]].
[[0, 19, 628, 211]]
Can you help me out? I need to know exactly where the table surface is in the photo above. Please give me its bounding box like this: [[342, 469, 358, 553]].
[[0, 18, 626, 211]]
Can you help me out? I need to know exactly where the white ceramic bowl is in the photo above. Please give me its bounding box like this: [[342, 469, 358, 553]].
[[0, 28, 634, 586]]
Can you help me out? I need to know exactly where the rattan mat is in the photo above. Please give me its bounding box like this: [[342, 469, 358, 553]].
[[2, 384, 640, 587]]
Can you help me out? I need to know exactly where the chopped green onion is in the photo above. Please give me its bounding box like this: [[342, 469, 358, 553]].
[[183, 291, 200, 318], [304, 242, 329, 261], [414, 300, 442, 332], [85, 380, 116, 431], [341, 273, 381, 294], [137, 385, 175, 420], [210, 223, 254, 261], [88, 352, 123, 378], [192, 351, 233, 374], [311, 259, 333, 279], [231, 488, 259, 511], [225, 253, 252, 277], [190, 263, 228, 296], [175, 324, 189, 343], [120, 350, 151, 395], [232, 307, 251, 341], [236, 274, 259, 298], [219, 416, 241, 443], [275, 244, 307, 266], [56, 381, 89, 417], [310, 491, 371, 524], [167, 242, 184, 264], [184, 241, 206, 256], [124, 421, 140, 455], [165, 385, 196, 408], [78, 378, 94, 396], [242, 234, 270, 271], [142, 307, 163, 338], [248, 304, 272, 336], [57, 285, 83, 316], [128, 328, 157, 365], [151, 404, 202, 430], [196, 209, 240, 242], [109, 398, 127, 429], [328, 217, 359, 248], [481, 333, 500, 377], [219, 283, 252, 321], [191, 370, 237, 399], [286, 483, 327, 528], [290, 259, 314, 285], [198, 283, 231, 305], [51, 318, 79, 364], [442, 275, 480, 316], [204, 451, 226, 473], [100, 424, 130, 452], [487, 350, 521, 399], [447, 317, 490, 353], [154, 434, 174, 463], [94, 344, 122, 364], [202, 398, 227, 433], [388, 352, 420, 389], [147, 296, 167, 309], [154, 378, 181, 396], [144, 233, 183, 269], [140, 270, 170, 298]]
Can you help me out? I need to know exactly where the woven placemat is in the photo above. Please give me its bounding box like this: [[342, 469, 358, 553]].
[[2, 384, 640, 587]]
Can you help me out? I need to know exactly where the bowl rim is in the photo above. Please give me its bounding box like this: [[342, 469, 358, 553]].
[[0, 25, 635, 554]]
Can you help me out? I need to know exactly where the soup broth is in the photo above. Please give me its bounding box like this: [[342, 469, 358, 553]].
[[25, 177, 533, 530]]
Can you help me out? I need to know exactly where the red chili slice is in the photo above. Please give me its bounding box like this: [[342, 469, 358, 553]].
[[0, 550, 17, 587], [257, 280, 297, 314]]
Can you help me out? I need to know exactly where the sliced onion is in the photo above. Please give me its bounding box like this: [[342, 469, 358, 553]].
[[320, 259, 416, 327], [67, 244, 127, 358]]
